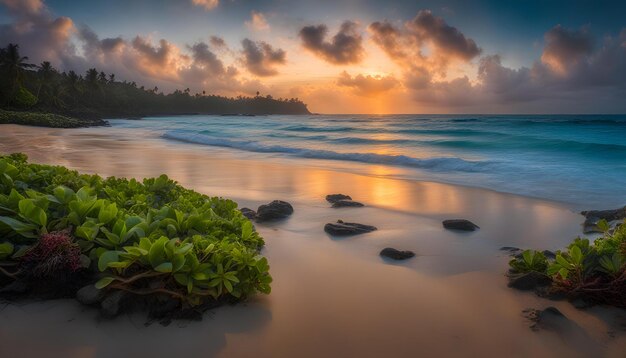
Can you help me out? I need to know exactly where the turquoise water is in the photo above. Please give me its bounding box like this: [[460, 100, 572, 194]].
[[109, 114, 626, 208]]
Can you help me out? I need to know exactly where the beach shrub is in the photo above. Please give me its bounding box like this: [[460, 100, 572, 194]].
[[0, 109, 101, 128], [508, 222, 626, 308], [0, 153, 271, 310], [508, 250, 548, 273]]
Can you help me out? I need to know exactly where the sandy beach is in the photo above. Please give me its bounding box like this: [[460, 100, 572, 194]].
[[0, 124, 625, 358]]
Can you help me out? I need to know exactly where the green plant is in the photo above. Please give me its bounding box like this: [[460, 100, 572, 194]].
[[508, 250, 548, 273], [0, 153, 271, 309]]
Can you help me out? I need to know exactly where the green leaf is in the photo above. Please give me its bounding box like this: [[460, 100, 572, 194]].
[[0, 216, 38, 238], [0, 242, 14, 260], [148, 236, 168, 267], [570, 246, 582, 265], [95, 277, 115, 289], [98, 203, 118, 224], [154, 262, 173, 273], [18, 199, 47, 227], [242, 220, 253, 240], [98, 251, 120, 272]]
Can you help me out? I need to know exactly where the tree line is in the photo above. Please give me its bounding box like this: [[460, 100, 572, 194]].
[[0, 43, 310, 118]]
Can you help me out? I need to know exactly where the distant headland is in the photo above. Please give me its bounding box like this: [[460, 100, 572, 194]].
[[0, 43, 310, 128]]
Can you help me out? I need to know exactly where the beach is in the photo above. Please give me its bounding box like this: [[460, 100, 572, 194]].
[[0, 123, 625, 357]]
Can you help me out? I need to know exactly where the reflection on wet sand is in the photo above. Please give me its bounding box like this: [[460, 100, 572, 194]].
[[0, 124, 624, 357]]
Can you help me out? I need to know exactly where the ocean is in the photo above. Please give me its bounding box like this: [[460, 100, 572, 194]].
[[109, 114, 626, 209]]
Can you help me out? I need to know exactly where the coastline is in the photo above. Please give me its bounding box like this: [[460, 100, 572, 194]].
[[0, 124, 625, 357]]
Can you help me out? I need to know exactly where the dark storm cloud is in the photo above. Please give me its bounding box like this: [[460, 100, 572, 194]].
[[241, 38, 286, 76], [541, 25, 593, 74], [299, 21, 364, 64]]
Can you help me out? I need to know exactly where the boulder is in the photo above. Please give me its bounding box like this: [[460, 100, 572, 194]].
[[324, 220, 377, 236], [326, 194, 352, 203], [256, 200, 294, 221], [332, 200, 364, 208], [508, 271, 552, 290], [442, 219, 480, 231], [240, 207, 257, 220], [76, 284, 104, 306], [100, 290, 129, 318], [380, 248, 415, 260]]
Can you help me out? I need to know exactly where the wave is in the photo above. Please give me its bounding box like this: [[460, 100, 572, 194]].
[[163, 130, 499, 173]]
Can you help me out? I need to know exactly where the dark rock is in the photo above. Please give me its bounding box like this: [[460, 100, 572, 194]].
[[326, 194, 352, 203], [500, 246, 522, 256], [324, 220, 377, 236], [240, 207, 257, 220], [148, 296, 182, 319], [542, 250, 557, 259], [581, 205, 626, 222], [76, 284, 104, 306], [100, 290, 129, 318], [380, 248, 415, 260], [332, 200, 364, 208], [508, 271, 552, 290], [570, 297, 592, 310], [256, 200, 294, 221], [0, 280, 28, 295], [525, 307, 574, 332], [442, 219, 480, 231]]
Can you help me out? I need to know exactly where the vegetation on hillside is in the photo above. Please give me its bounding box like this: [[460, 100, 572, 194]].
[[0, 43, 310, 122], [508, 220, 625, 308], [0, 153, 271, 317]]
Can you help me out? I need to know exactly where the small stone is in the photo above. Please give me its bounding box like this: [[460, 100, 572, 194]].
[[542, 250, 557, 259], [100, 290, 128, 318], [331, 200, 364, 208], [240, 207, 257, 220], [326, 194, 352, 203], [324, 220, 377, 236], [508, 271, 552, 290], [76, 284, 104, 306], [256, 200, 294, 221], [380, 248, 415, 260], [443, 219, 480, 231]]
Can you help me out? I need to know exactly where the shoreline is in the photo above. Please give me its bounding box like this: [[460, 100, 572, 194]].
[[0, 124, 625, 357]]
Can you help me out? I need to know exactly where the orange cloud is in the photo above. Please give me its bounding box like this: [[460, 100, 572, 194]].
[[337, 71, 399, 96], [191, 0, 218, 11], [246, 11, 269, 31]]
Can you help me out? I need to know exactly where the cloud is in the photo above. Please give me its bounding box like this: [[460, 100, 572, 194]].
[[337, 71, 399, 96], [240, 38, 286, 76], [407, 10, 481, 61], [370, 10, 481, 77], [0, 0, 75, 66], [189, 41, 225, 75], [191, 0, 218, 11], [246, 11, 269, 31], [540, 25, 593, 74], [210, 36, 226, 48], [299, 21, 364, 64]]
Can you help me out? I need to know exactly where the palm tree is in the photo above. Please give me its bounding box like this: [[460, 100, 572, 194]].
[[36, 61, 56, 99], [1, 44, 35, 84], [0, 43, 36, 105]]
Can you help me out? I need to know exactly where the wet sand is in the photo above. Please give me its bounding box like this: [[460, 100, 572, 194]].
[[0, 124, 625, 357]]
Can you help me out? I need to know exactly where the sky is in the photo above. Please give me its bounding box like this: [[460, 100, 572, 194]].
[[1, 0, 625, 114]]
